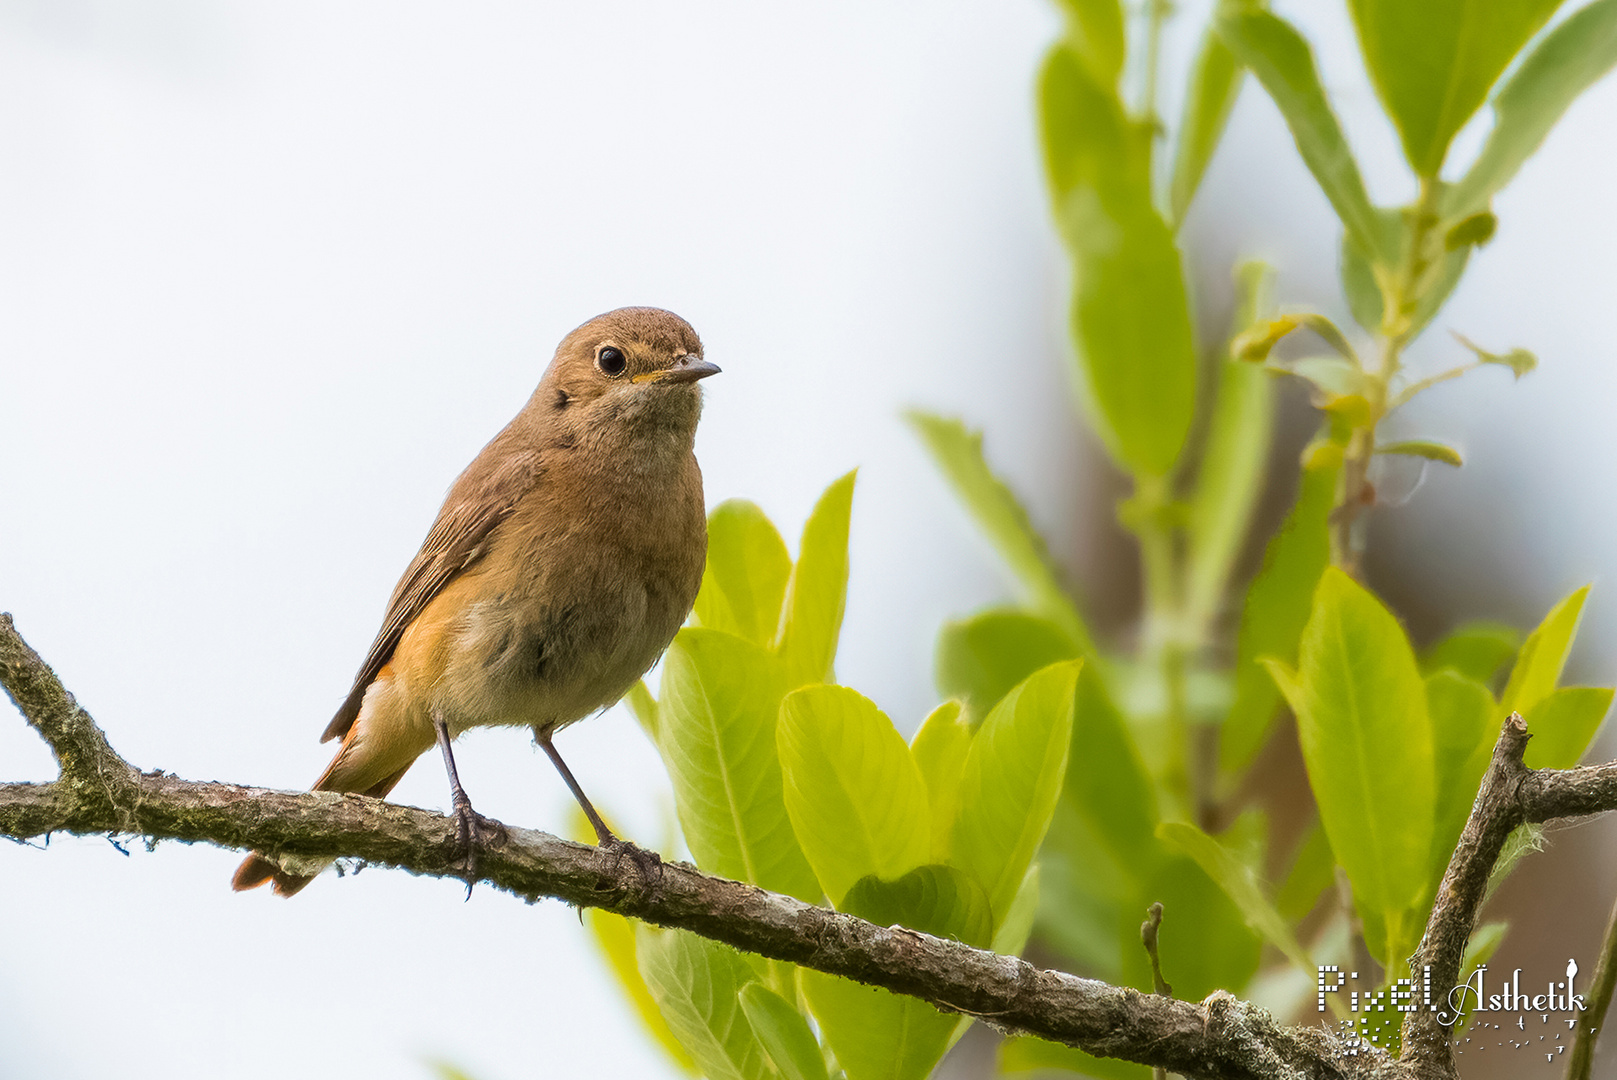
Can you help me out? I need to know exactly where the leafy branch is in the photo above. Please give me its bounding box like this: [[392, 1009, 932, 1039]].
[[7, 608, 1617, 1080]]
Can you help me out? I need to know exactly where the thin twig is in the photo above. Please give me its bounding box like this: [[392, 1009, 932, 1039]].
[[1143, 902, 1173, 1080], [1567, 893, 1617, 1080]]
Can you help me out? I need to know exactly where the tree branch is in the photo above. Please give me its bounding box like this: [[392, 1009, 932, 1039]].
[[1402, 713, 1617, 1073], [6, 611, 1615, 1080]]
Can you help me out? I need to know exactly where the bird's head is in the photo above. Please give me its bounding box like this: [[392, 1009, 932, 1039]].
[[538, 307, 718, 443]]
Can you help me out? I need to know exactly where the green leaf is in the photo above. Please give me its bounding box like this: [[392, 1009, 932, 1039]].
[[587, 910, 699, 1074], [776, 471, 857, 688], [778, 684, 931, 905], [999, 1036, 1151, 1079], [1522, 686, 1614, 769], [1217, 10, 1387, 262], [1445, 211, 1498, 250], [626, 680, 659, 741], [1485, 823, 1544, 904], [1377, 439, 1463, 467], [1500, 584, 1591, 716], [1037, 664, 1159, 975], [1039, 45, 1198, 478], [950, 660, 1080, 922], [1341, 213, 1470, 338], [738, 984, 830, 1080], [907, 412, 1094, 654], [1453, 331, 1539, 379], [935, 608, 1081, 724], [1169, 13, 1245, 225], [1450, 0, 1617, 215], [1282, 356, 1369, 401], [1421, 620, 1522, 686], [911, 700, 974, 859], [1425, 671, 1499, 892], [1348, 0, 1563, 177], [1274, 821, 1335, 923], [992, 865, 1041, 957], [694, 500, 793, 648], [1464, 920, 1509, 977], [1265, 568, 1435, 919], [1233, 312, 1358, 365], [801, 866, 991, 1080], [1221, 454, 1340, 776], [1341, 221, 1385, 334], [658, 629, 822, 903], [1186, 264, 1275, 635], [1157, 821, 1312, 971], [1056, 0, 1126, 87], [842, 864, 995, 948], [638, 929, 771, 1080]]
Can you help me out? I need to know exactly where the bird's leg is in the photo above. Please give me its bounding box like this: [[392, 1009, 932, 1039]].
[[434, 712, 501, 885], [535, 725, 661, 885]]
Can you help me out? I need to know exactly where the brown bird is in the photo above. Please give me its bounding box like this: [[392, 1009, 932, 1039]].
[[233, 307, 717, 896]]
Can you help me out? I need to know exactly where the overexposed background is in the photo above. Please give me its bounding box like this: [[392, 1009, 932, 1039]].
[[2, 3, 1615, 1079]]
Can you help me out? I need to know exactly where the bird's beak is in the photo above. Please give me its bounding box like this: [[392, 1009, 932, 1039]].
[[637, 356, 722, 385]]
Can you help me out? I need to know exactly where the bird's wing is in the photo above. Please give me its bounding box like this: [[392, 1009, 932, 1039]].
[[321, 445, 542, 743]]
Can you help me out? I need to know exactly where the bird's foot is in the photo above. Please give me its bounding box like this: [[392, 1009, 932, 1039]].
[[446, 796, 505, 897], [599, 834, 664, 896]]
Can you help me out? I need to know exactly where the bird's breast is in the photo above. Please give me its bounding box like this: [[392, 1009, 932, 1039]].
[[431, 449, 706, 734]]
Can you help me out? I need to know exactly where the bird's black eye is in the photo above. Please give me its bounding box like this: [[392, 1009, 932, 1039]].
[[596, 346, 627, 378]]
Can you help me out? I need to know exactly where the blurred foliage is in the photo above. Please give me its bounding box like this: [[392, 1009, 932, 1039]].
[[591, 476, 1078, 1080], [586, 2, 1617, 1077]]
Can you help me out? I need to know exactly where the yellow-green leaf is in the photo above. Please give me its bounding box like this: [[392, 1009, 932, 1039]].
[[637, 929, 772, 1080], [778, 685, 931, 905], [1186, 264, 1275, 636], [658, 629, 822, 902], [738, 984, 829, 1080], [1377, 439, 1463, 467], [1221, 453, 1339, 775], [1169, 10, 1246, 225], [907, 412, 1094, 655], [950, 661, 1080, 923], [935, 608, 1080, 723], [776, 471, 856, 687], [694, 499, 792, 648], [910, 700, 974, 859], [1522, 686, 1613, 769], [1425, 670, 1498, 894], [1500, 584, 1591, 716], [1217, 9, 1387, 261], [1450, 0, 1617, 215], [586, 909, 699, 1074], [1157, 821, 1312, 971], [1040, 44, 1198, 478], [1265, 569, 1434, 920], [800, 866, 990, 1080], [1348, 0, 1563, 176], [1056, 0, 1126, 87], [1421, 620, 1521, 687]]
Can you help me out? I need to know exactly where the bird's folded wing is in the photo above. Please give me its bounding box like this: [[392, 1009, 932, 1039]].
[[321, 444, 543, 743]]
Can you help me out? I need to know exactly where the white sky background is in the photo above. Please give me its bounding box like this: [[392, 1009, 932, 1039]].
[[2, 3, 1616, 1079]]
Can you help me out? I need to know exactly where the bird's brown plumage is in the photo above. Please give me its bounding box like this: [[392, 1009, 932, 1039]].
[[234, 306, 715, 896]]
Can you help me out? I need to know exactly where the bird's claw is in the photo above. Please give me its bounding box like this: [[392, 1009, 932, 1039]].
[[447, 797, 504, 896], [600, 835, 664, 894]]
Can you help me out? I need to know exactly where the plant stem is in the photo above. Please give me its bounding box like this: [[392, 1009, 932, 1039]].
[[1567, 892, 1617, 1080], [1333, 178, 1445, 573], [1141, 0, 1173, 126], [1133, 474, 1197, 819]]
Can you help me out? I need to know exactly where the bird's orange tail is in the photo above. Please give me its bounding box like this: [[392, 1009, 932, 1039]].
[[231, 854, 317, 897], [231, 713, 423, 897]]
